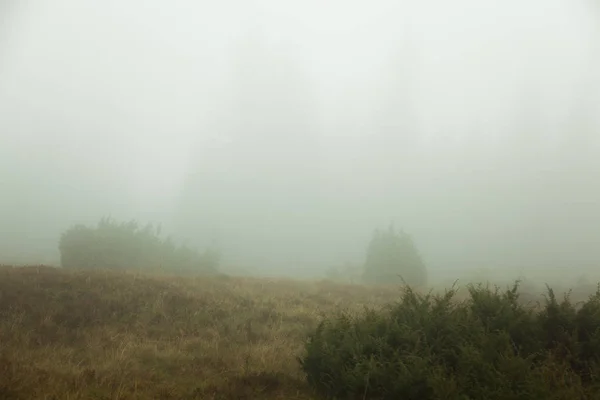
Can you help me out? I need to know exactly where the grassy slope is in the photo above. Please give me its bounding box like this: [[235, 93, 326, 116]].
[[0, 266, 402, 400], [1, 266, 596, 400]]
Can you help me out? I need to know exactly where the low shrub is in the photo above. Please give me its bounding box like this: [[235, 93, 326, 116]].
[[299, 281, 600, 399], [325, 262, 363, 284], [59, 217, 219, 274]]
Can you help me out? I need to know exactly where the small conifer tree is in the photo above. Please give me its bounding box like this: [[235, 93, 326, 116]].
[[362, 224, 427, 286]]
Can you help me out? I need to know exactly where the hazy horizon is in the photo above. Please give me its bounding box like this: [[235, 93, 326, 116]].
[[2, 0, 600, 283]]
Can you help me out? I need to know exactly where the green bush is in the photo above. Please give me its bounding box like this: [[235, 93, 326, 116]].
[[59, 217, 219, 274], [326, 262, 363, 284], [362, 225, 427, 287], [299, 282, 600, 399]]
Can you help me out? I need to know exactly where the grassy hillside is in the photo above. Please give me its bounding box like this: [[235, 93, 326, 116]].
[[0, 266, 402, 399], [1, 265, 597, 399]]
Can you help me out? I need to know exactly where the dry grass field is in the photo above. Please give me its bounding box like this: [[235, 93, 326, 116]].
[[0, 266, 403, 399], [0, 265, 597, 399]]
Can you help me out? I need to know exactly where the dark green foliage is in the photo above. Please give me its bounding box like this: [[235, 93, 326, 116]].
[[362, 225, 427, 286], [300, 282, 600, 399], [59, 217, 219, 274]]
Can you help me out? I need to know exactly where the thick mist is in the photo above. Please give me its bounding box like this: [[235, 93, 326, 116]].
[[1, 0, 599, 283]]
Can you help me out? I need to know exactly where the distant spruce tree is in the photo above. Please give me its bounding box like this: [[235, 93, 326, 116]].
[[362, 225, 427, 286]]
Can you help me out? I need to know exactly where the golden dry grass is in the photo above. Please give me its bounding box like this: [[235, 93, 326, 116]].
[[1, 265, 596, 399], [0, 266, 404, 399]]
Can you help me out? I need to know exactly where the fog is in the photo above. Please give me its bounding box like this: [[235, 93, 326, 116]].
[[1, 0, 599, 283]]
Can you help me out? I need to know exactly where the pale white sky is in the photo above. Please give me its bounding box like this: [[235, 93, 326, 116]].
[[1, 0, 599, 275]]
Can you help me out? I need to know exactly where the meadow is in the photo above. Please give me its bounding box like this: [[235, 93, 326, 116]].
[[0, 265, 404, 399], [0, 265, 598, 399]]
